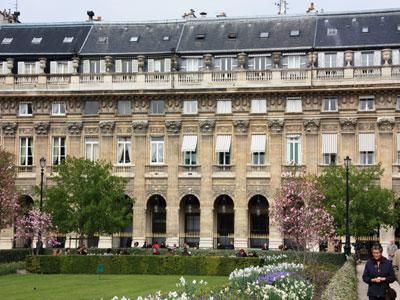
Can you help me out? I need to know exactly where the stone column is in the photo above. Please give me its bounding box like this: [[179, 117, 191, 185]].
[[67, 122, 83, 157], [99, 121, 115, 160], [303, 119, 320, 174], [33, 122, 50, 184]]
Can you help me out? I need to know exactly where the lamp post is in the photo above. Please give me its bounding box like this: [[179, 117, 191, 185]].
[[344, 156, 351, 256], [39, 157, 46, 212]]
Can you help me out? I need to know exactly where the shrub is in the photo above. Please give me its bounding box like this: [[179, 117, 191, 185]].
[[26, 255, 262, 276], [0, 261, 25, 275], [0, 249, 33, 263], [321, 258, 357, 300]]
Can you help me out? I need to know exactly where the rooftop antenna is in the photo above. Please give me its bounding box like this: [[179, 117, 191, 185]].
[[275, 0, 288, 15]]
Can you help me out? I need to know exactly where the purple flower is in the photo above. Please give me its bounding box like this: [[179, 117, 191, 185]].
[[258, 272, 292, 284]]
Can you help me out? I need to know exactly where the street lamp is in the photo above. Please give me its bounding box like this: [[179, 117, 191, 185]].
[[344, 156, 351, 256], [39, 157, 46, 211]]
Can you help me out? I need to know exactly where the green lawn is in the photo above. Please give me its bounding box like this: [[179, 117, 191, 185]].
[[0, 274, 228, 300]]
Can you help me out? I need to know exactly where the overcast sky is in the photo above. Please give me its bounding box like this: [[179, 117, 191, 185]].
[[1, 0, 400, 23]]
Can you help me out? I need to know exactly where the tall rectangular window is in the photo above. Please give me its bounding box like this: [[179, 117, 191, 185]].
[[150, 137, 164, 164], [322, 134, 337, 165], [287, 135, 301, 164], [397, 133, 400, 164], [397, 96, 400, 111], [117, 137, 131, 164], [251, 135, 266, 165], [248, 56, 272, 70], [150, 100, 165, 115], [183, 100, 198, 114], [52, 137, 66, 165], [117, 100, 132, 115], [20, 137, 33, 166], [361, 52, 374, 67], [84, 101, 99, 115], [251, 99, 267, 114], [282, 55, 307, 69], [52, 101, 66, 116], [24, 62, 37, 75], [286, 98, 302, 113], [214, 57, 237, 71], [216, 135, 231, 165], [324, 53, 337, 68], [19, 102, 33, 116], [359, 97, 375, 111], [359, 133, 375, 165], [181, 58, 202, 72], [85, 138, 99, 161], [181, 135, 198, 165], [322, 98, 338, 112], [216, 100, 232, 114]]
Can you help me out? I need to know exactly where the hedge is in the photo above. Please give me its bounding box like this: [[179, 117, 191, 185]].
[[321, 258, 357, 300], [26, 255, 262, 276], [0, 249, 33, 263], [0, 261, 25, 276]]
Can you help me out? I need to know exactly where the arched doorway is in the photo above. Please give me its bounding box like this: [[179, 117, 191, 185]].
[[113, 195, 133, 248], [146, 194, 166, 245], [214, 195, 234, 249], [248, 195, 269, 248], [179, 195, 200, 247], [14, 195, 34, 248]]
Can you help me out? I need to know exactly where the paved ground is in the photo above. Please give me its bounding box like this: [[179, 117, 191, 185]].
[[357, 261, 400, 300]]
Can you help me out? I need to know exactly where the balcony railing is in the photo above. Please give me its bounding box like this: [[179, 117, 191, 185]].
[[145, 164, 168, 174], [353, 67, 382, 78], [281, 69, 308, 80], [47, 75, 71, 85], [80, 74, 104, 83], [211, 71, 238, 82], [112, 74, 137, 83], [316, 68, 344, 79], [178, 72, 203, 83], [18, 166, 35, 173], [392, 66, 400, 77], [178, 165, 201, 173], [246, 164, 269, 172], [213, 164, 235, 172], [145, 73, 171, 83], [113, 165, 134, 173], [246, 71, 272, 81], [16, 75, 39, 85]]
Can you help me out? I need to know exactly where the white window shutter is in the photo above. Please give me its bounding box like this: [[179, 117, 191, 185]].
[[281, 56, 288, 68], [392, 50, 400, 65], [164, 58, 171, 72], [336, 52, 344, 67], [318, 52, 325, 68], [300, 56, 307, 68], [214, 58, 221, 70], [354, 52, 362, 67], [82, 60, 90, 73], [67, 61, 73, 73], [147, 59, 154, 72], [2, 61, 8, 74], [298, 139, 302, 164], [373, 50, 382, 66], [180, 59, 187, 72], [18, 62, 25, 74], [286, 139, 291, 163], [99, 60, 106, 73], [132, 59, 139, 72], [115, 60, 122, 73], [50, 61, 57, 74], [35, 61, 41, 74], [231, 58, 238, 70]]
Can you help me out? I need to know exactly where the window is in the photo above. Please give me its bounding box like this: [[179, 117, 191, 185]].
[[63, 37, 74, 43], [397, 133, 400, 164], [248, 56, 272, 70], [150, 137, 164, 164], [259, 32, 269, 38], [196, 34, 205, 40], [183, 100, 198, 114], [362, 27, 369, 33], [327, 28, 338, 36], [217, 100, 232, 114], [251, 135, 266, 165], [19, 102, 33, 116], [51, 61, 69, 74], [287, 136, 301, 164], [52, 137, 66, 165], [97, 37, 108, 44], [359, 133, 375, 165], [361, 52, 374, 67], [322, 98, 338, 112], [52, 101, 66, 115], [359, 97, 375, 111], [181, 58, 202, 72], [324, 53, 337, 68], [290, 30, 300, 37], [150, 100, 165, 115], [24, 62, 37, 75], [182, 135, 198, 165], [84, 101, 99, 115], [322, 134, 337, 165], [117, 100, 132, 115], [251, 99, 267, 113], [228, 33, 237, 39], [85, 138, 99, 161], [89, 60, 103, 73], [214, 57, 237, 71], [397, 96, 400, 110], [130, 36, 139, 42], [282, 55, 307, 69], [20, 137, 33, 166], [31, 37, 42, 44], [216, 135, 231, 165], [117, 137, 131, 164], [1, 37, 13, 44], [286, 98, 302, 113], [162, 36, 170, 41], [397, 25, 400, 31]]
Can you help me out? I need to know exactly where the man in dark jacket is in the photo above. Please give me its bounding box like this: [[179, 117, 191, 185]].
[[363, 244, 396, 300]]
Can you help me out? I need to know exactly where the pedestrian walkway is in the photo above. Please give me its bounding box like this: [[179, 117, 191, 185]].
[[357, 261, 400, 300]]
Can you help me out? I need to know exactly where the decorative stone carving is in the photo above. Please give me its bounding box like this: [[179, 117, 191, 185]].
[[178, 188, 201, 201], [246, 186, 269, 201], [99, 121, 115, 135], [38, 58, 47, 74], [182, 126, 198, 134], [268, 118, 284, 133], [212, 185, 235, 200], [377, 117, 395, 132], [72, 57, 80, 74], [272, 52, 281, 68], [233, 119, 250, 133], [199, 119, 216, 133], [132, 120, 149, 133], [165, 120, 182, 134], [344, 50, 354, 67], [5, 58, 14, 74], [382, 49, 392, 65], [321, 124, 338, 131], [145, 186, 168, 200], [104, 56, 113, 73], [303, 119, 320, 133], [203, 54, 213, 70], [339, 118, 357, 131], [34, 122, 50, 135], [308, 52, 317, 67], [137, 55, 146, 72], [237, 52, 247, 69], [171, 54, 179, 71], [67, 122, 83, 135], [1, 122, 17, 136], [358, 122, 375, 131]]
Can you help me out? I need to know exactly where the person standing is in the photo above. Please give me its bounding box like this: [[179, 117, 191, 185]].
[[387, 240, 398, 261], [363, 244, 396, 300]]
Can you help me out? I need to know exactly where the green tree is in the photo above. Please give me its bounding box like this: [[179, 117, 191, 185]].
[[319, 164, 398, 237], [44, 157, 132, 245]]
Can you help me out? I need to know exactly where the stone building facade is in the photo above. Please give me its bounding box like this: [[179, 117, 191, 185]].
[[0, 9, 400, 250]]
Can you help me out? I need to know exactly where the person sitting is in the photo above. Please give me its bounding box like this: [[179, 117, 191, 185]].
[[250, 251, 258, 257], [160, 242, 166, 249], [142, 241, 148, 248], [165, 248, 173, 257], [52, 249, 62, 256], [152, 248, 159, 255], [133, 242, 139, 248], [64, 248, 71, 255], [261, 243, 269, 251], [152, 241, 160, 250], [182, 247, 191, 256], [236, 249, 248, 257], [104, 248, 113, 256]]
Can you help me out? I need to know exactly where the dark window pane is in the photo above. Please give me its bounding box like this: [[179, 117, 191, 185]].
[[84, 101, 99, 115]]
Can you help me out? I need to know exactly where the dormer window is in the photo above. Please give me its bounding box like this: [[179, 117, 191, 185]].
[[327, 28, 337, 36], [31, 37, 42, 44], [1, 37, 13, 45], [196, 34, 205, 40], [228, 33, 237, 39], [290, 30, 300, 37], [63, 37, 74, 43], [362, 27, 369, 33], [162, 36, 170, 41], [397, 25, 400, 31], [259, 32, 269, 38], [130, 36, 139, 42], [97, 36, 108, 44]]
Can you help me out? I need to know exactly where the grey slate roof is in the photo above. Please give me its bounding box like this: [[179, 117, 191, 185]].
[[0, 24, 91, 56]]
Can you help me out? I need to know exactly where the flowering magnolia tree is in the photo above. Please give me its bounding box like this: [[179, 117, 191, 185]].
[[0, 147, 19, 231], [271, 174, 336, 255], [15, 208, 58, 252]]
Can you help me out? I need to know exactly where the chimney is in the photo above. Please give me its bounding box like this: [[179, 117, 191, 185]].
[[87, 10, 95, 21], [276, 0, 288, 15], [306, 2, 318, 13], [182, 9, 196, 19], [200, 12, 207, 18], [216, 12, 227, 18]]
